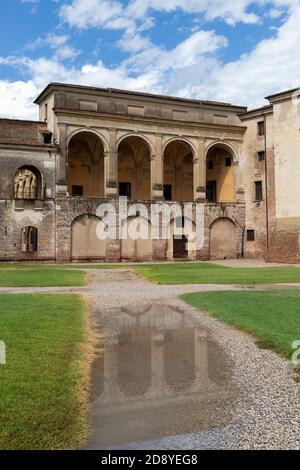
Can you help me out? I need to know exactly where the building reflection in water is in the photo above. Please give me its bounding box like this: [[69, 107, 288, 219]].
[[88, 303, 237, 449]]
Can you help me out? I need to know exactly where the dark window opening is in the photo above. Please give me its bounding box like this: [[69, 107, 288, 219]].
[[208, 160, 214, 170], [119, 182, 132, 198], [163, 184, 172, 201], [21, 226, 38, 253], [258, 151, 265, 162], [42, 132, 52, 144], [72, 185, 83, 197], [44, 103, 48, 122], [247, 230, 255, 242], [255, 181, 263, 201], [206, 181, 217, 203], [257, 121, 265, 136], [225, 157, 232, 167]]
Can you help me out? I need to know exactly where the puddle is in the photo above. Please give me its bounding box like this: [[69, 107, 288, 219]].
[[86, 303, 238, 450]]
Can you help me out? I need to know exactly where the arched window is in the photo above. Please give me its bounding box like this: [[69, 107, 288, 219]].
[[14, 166, 43, 200], [163, 140, 194, 202], [21, 227, 38, 253], [206, 144, 236, 203]]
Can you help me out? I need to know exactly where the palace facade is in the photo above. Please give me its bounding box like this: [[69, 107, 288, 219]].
[[0, 83, 299, 263]]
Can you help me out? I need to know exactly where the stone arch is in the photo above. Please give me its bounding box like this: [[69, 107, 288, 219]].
[[210, 217, 237, 260], [118, 135, 152, 200], [205, 141, 238, 162], [67, 131, 105, 197], [71, 214, 106, 261], [121, 215, 153, 261], [67, 128, 109, 152], [162, 137, 197, 158], [163, 139, 194, 202], [14, 165, 44, 200], [117, 133, 155, 156], [206, 142, 237, 203]]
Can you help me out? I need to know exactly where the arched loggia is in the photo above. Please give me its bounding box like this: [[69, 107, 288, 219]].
[[206, 143, 236, 203], [67, 131, 105, 197], [117, 135, 151, 200], [163, 139, 194, 202]]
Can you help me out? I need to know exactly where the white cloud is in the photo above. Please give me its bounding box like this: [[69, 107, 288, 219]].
[[25, 33, 80, 60], [2, 0, 300, 119], [59, 0, 298, 31], [0, 80, 38, 119]]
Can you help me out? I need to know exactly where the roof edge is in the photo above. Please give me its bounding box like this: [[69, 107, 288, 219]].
[[34, 82, 247, 111]]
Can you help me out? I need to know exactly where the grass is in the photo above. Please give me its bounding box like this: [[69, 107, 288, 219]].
[[0, 294, 91, 450], [1, 262, 300, 286], [0, 269, 87, 287], [181, 290, 300, 360], [132, 263, 300, 285]]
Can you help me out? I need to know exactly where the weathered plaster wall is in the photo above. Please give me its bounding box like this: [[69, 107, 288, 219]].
[[240, 112, 274, 259]]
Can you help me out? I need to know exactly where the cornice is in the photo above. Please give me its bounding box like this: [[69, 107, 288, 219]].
[[53, 107, 247, 135]]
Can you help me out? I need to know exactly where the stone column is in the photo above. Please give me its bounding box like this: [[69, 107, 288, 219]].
[[152, 134, 164, 201], [192, 329, 209, 391], [99, 336, 124, 404], [56, 123, 68, 196], [147, 331, 168, 398], [194, 139, 207, 202], [105, 129, 118, 198]]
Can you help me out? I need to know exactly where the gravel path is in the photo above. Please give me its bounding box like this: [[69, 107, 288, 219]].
[[87, 270, 300, 450], [1, 267, 299, 449]]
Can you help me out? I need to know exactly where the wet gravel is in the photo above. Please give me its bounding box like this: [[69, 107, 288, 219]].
[[88, 270, 300, 450]]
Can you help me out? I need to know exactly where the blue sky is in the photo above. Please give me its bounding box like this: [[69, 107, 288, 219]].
[[1, 0, 300, 119]]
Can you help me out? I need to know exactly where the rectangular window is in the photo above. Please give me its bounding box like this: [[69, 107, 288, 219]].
[[255, 181, 263, 201], [208, 160, 214, 170], [163, 184, 172, 201], [225, 157, 232, 167], [258, 151, 265, 162], [43, 132, 52, 144], [206, 181, 217, 203], [72, 185, 83, 197], [119, 182, 132, 198], [257, 121, 265, 136], [44, 103, 48, 121], [247, 230, 255, 242]]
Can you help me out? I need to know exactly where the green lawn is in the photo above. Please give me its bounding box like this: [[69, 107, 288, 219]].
[[181, 290, 300, 359], [1, 262, 300, 286], [132, 263, 300, 285], [0, 294, 90, 450], [0, 269, 87, 287]]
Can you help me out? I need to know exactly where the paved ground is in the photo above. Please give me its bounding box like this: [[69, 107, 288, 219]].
[[2, 265, 300, 450]]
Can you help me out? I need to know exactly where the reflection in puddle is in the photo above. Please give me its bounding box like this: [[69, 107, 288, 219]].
[[87, 304, 238, 450]]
